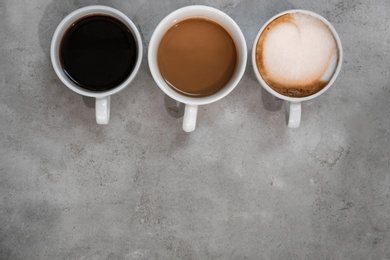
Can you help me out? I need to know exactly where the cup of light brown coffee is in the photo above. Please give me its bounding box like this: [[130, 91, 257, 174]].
[[148, 5, 247, 132], [252, 10, 343, 128]]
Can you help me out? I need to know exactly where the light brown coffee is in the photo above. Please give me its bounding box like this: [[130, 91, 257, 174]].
[[158, 18, 237, 97], [256, 13, 339, 98]]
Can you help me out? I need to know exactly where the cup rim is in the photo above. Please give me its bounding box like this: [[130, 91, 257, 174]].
[[50, 5, 143, 98], [251, 9, 343, 102], [148, 5, 247, 106]]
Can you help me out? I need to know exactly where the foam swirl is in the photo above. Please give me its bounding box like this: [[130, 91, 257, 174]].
[[256, 13, 339, 97]]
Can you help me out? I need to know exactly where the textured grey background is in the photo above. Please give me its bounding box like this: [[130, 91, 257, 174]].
[[1, 0, 390, 259]]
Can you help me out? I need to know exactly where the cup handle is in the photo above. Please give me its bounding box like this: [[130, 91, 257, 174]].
[[285, 101, 301, 128], [183, 104, 198, 132], [96, 96, 111, 124]]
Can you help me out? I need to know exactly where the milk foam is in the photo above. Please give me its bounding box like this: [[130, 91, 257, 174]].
[[256, 13, 338, 97]]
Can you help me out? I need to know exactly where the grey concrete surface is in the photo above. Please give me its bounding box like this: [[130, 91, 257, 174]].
[[1, 0, 389, 259]]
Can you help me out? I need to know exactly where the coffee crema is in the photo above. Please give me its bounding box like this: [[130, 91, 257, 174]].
[[60, 15, 137, 92], [157, 18, 237, 97], [256, 13, 339, 97]]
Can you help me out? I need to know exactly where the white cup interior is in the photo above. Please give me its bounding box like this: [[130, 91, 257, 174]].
[[50, 5, 143, 98], [251, 9, 343, 102], [148, 5, 247, 106]]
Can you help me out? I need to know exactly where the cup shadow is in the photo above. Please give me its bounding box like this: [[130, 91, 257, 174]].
[[164, 95, 184, 118], [82, 96, 95, 108], [261, 87, 283, 112]]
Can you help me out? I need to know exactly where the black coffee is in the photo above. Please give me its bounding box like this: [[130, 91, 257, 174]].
[[60, 15, 137, 91]]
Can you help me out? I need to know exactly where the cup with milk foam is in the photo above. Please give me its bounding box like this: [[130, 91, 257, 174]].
[[252, 10, 342, 128]]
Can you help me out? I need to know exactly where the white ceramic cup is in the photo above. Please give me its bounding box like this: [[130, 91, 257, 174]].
[[50, 5, 143, 124], [252, 10, 343, 128], [148, 5, 247, 132]]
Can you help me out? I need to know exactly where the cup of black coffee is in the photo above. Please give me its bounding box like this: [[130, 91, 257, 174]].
[[51, 5, 142, 124]]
